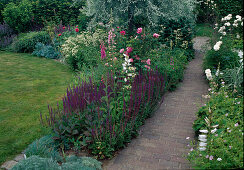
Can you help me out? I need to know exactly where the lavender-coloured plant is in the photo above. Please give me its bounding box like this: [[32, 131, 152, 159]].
[[0, 22, 16, 48]]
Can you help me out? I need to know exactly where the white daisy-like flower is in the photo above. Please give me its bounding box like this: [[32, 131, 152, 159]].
[[199, 130, 208, 133]]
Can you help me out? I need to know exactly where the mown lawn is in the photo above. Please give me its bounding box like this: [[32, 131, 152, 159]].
[[0, 51, 73, 165], [195, 23, 214, 37]]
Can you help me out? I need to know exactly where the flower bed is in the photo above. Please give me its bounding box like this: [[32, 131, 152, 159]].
[[188, 13, 243, 169]]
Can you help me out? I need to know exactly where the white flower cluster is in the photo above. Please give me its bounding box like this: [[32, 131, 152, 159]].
[[213, 41, 222, 51], [205, 69, 213, 80], [203, 0, 217, 9], [61, 29, 106, 61], [122, 54, 136, 82]]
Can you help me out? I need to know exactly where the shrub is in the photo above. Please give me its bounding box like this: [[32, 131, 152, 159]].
[[2, 0, 34, 33], [61, 156, 102, 170], [11, 155, 60, 170], [11, 155, 102, 170], [60, 29, 106, 70], [24, 135, 62, 162], [152, 48, 188, 91], [32, 0, 81, 26], [32, 42, 60, 59], [11, 31, 51, 53]]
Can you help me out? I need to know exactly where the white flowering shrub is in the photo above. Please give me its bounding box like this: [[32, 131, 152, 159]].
[[60, 29, 106, 70]]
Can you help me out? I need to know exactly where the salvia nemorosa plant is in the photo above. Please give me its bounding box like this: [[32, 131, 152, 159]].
[[41, 69, 165, 158], [0, 22, 16, 48]]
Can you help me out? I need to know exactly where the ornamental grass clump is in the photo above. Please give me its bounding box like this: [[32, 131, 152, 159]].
[[41, 69, 165, 159]]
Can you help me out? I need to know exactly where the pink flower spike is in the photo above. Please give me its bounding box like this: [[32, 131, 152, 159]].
[[153, 33, 160, 38], [146, 59, 151, 65], [100, 42, 106, 59], [145, 65, 151, 70], [137, 27, 142, 34], [120, 49, 125, 53]]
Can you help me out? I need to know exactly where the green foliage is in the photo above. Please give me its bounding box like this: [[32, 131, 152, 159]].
[[196, 0, 243, 23], [2, 0, 34, 33], [190, 85, 243, 169], [24, 135, 62, 162], [152, 48, 188, 91], [11, 155, 102, 170], [11, 156, 60, 170], [62, 156, 102, 170], [32, 0, 81, 26], [77, 0, 195, 33], [11, 31, 51, 53], [32, 42, 60, 59], [0, 0, 21, 23], [203, 39, 240, 71], [215, 0, 243, 19]]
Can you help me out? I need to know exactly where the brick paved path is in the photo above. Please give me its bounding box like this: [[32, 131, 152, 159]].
[[103, 37, 210, 170]]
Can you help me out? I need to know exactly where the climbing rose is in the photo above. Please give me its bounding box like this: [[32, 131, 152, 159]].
[[126, 47, 133, 54], [146, 59, 151, 65], [120, 31, 126, 35], [137, 28, 142, 34], [75, 28, 79, 32], [153, 33, 160, 38], [58, 33, 62, 36]]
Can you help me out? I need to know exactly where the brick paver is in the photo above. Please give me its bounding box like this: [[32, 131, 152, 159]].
[[103, 37, 210, 170]]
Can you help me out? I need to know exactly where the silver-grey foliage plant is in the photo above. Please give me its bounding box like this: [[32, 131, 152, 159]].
[[74, 0, 196, 29]]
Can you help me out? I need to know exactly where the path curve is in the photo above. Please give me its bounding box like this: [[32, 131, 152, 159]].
[[103, 37, 210, 170]]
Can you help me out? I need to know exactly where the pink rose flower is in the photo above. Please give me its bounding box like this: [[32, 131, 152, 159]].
[[146, 59, 151, 65], [120, 49, 125, 53], [126, 47, 133, 54], [153, 33, 160, 38], [135, 55, 140, 60], [120, 30, 126, 35], [58, 33, 62, 36], [129, 58, 133, 62], [137, 27, 142, 34], [63, 26, 66, 29], [75, 28, 79, 32]]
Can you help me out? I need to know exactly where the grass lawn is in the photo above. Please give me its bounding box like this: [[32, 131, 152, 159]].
[[0, 51, 73, 165], [195, 23, 214, 37]]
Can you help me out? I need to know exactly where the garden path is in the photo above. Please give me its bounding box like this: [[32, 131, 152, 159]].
[[103, 37, 210, 170]]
